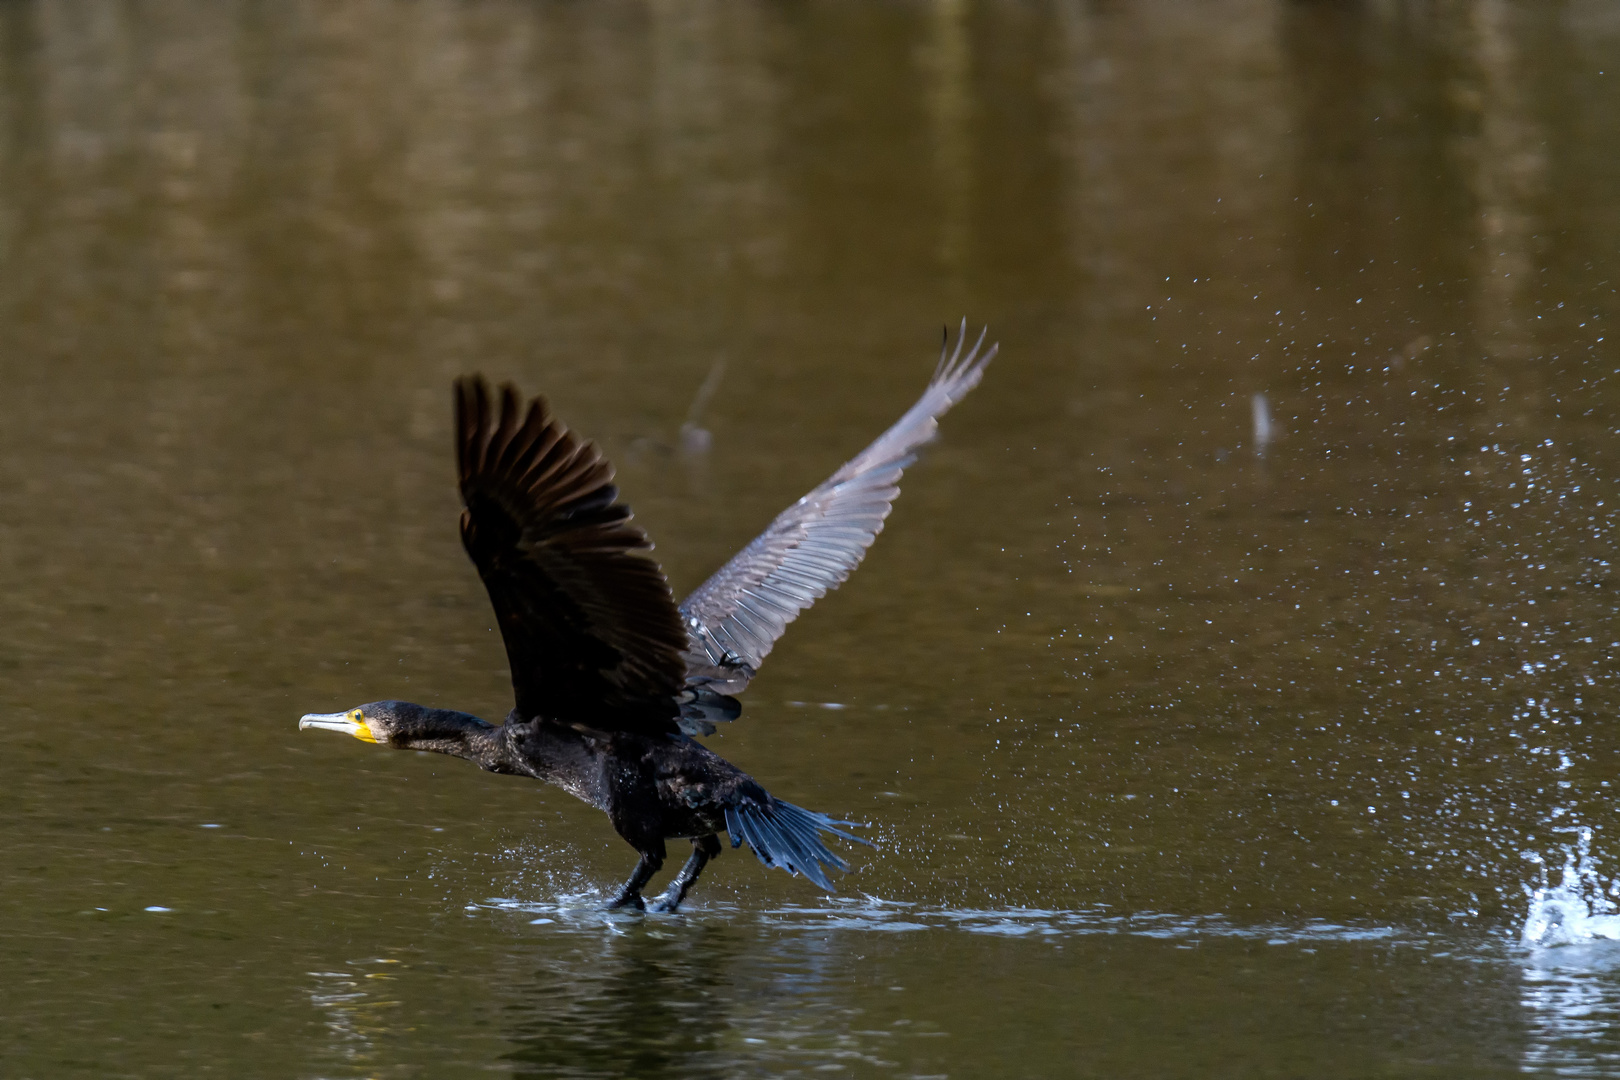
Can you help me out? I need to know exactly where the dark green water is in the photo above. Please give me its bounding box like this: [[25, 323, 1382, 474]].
[[3, 1, 1620, 1076]]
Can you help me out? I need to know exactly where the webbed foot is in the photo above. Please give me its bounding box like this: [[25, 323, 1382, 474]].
[[604, 849, 662, 912], [645, 834, 720, 913]]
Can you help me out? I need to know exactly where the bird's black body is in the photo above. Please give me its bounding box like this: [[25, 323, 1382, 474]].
[[300, 325, 995, 911], [343, 699, 782, 909]]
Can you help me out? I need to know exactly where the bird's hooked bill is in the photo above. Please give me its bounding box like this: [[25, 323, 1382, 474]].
[[299, 710, 378, 743]]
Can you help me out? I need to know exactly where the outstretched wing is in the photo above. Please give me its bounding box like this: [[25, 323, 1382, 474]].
[[455, 376, 689, 735], [678, 323, 996, 695]]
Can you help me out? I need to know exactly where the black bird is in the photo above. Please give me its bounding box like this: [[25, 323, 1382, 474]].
[[299, 325, 996, 911]]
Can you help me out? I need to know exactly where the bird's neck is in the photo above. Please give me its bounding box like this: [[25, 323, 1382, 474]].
[[396, 707, 617, 806], [393, 707, 507, 764]]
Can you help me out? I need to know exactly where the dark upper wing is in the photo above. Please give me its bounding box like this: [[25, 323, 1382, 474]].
[[455, 376, 689, 735], [678, 323, 997, 695]]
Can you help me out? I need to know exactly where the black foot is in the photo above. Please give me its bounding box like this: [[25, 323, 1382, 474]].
[[646, 890, 683, 914], [604, 893, 645, 912]]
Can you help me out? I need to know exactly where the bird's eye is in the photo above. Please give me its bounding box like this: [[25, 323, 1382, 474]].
[[349, 709, 364, 722]]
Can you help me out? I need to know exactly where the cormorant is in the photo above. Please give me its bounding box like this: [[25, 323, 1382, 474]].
[[299, 324, 996, 911]]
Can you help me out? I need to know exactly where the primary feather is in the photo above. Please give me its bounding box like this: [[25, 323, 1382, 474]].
[[678, 321, 997, 695], [455, 377, 690, 735]]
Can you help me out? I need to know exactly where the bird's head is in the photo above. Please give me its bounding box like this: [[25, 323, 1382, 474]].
[[299, 700, 493, 754]]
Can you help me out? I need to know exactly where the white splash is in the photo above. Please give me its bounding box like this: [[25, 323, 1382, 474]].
[[1521, 827, 1620, 947]]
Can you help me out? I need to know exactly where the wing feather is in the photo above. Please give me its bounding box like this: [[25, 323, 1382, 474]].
[[455, 376, 688, 735], [679, 322, 996, 694]]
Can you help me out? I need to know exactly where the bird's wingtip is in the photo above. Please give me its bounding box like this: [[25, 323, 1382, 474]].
[[932, 320, 997, 389]]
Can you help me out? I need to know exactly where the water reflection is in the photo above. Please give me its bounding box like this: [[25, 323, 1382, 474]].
[[308, 969, 394, 1074], [479, 897, 1426, 1078], [484, 901, 920, 1077], [922, 0, 974, 280], [1521, 944, 1620, 1077], [503, 927, 739, 1079], [1459, 0, 1548, 365]]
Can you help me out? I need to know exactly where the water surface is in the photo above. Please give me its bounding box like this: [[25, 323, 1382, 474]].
[[3, 2, 1620, 1076]]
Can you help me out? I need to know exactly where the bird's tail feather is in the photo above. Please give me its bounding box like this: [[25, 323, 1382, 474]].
[[724, 798, 872, 891]]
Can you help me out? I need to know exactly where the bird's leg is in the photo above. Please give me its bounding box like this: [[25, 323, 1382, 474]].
[[605, 844, 664, 911], [647, 834, 722, 914]]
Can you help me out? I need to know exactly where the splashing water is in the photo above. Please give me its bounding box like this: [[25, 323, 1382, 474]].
[[1522, 828, 1620, 947]]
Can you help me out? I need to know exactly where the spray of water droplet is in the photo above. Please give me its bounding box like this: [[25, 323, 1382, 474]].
[[1521, 827, 1620, 947]]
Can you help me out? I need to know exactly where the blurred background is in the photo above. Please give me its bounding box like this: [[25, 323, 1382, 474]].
[[1, 1, 1619, 1076]]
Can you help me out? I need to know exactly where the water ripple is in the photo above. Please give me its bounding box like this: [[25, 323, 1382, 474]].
[[471, 893, 1417, 947]]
